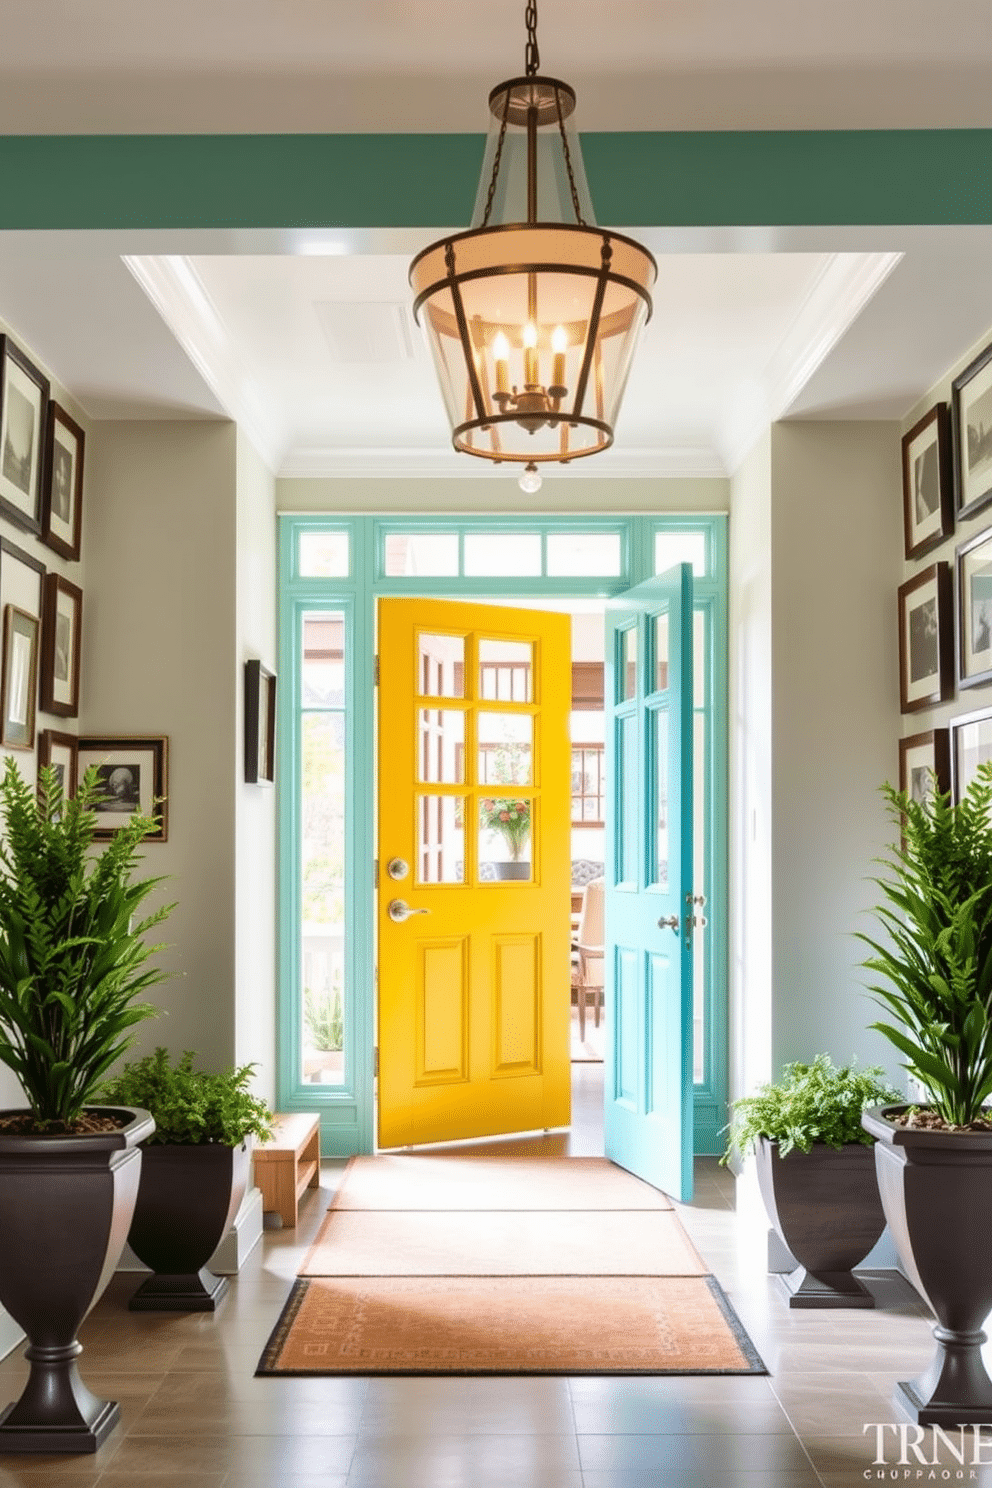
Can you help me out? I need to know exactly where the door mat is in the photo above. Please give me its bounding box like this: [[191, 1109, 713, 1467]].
[[257, 1155, 765, 1377], [257, 1273, 766, 1376]]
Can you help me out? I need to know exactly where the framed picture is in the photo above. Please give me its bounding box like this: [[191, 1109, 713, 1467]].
[[0, 337, 50, 534], [953, 340, 992, 520], [37, 728, 78, 801], [902, 403, 953, 559], [0, 604, 38, 750], [899, 729, 951, 806], [956, 524, 992, 689], [244, 660, 276, 784], [41, 402, 84, 562], [950, 707, 992, 803], [40, 573, 82, 717], [76, 736, 168, 841], [898, 562, 954, 713]]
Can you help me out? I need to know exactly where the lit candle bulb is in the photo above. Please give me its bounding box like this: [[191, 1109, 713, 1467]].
[[551, 325, 567, 391], [492, 331, 510, 395], [523, 322, 538, 386]]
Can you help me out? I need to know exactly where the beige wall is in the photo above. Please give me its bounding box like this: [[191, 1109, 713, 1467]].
[[84, 420, 240, 1070], [234, 428, 277, 1102], [767, 421, 903, 1077]]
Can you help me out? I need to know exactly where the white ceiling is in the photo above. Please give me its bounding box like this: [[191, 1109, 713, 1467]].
[[0, 4, 989, 479], [0, 1, 989, 130]]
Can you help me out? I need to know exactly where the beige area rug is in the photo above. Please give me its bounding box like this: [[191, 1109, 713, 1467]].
[[257, 1155, 766, 1377], [322, 1154, 673, 1212]]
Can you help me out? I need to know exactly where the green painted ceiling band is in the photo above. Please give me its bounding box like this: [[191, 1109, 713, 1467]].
[[0, 131, 989, 228]]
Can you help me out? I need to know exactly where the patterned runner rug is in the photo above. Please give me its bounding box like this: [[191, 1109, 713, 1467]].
[[257, 1155, 766, 1377]]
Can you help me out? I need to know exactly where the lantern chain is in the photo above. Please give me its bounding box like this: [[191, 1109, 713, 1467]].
[[480, 86, 512, 230], [525, 0, 540, 76], [554, 86, 586, 226]]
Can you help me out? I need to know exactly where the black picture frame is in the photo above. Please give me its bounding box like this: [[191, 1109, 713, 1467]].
[[902, 403, 953, 559], [40, 572, 82, 718], [0, 604, 38, 750], [950, 706, 992, 803], [37, 728, 79, 802], [76, 735, 169, 841], [899, 728, 951, 806], [898, 562, 954, 714], [41, 401, 84, 563], [953, 339, 992, 520], [244, 660, 276, 784], [955, 524, 992, 690], [0, 336, 50, 535]]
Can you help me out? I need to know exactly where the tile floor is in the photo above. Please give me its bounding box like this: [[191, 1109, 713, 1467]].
[[0, 1062, 980, 1487]]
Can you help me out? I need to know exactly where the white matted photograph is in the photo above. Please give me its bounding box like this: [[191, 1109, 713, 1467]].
[[0, 604, 38, 750], [76, 735, 169, 841], [956, 524, 992, 688], [41, 402, 84, 562], [902, 403, 953, 559], [898, 562, 953, 713], [953, 340, 992, 518]]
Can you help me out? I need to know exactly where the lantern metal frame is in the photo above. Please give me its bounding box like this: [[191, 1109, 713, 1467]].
[[409, 7, 656, 468]]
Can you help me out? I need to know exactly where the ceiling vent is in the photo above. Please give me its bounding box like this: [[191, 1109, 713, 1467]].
[[314, 300, 414, 363]]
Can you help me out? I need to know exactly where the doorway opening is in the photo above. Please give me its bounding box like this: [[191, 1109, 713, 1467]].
[[277, 513, 728, 1161]]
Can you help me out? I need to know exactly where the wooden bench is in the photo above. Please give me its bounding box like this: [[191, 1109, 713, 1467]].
[[254, 1113, 321, 1227]]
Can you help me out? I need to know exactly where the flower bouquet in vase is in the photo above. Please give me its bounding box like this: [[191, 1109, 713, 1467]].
[[480, 797, 531, 880]]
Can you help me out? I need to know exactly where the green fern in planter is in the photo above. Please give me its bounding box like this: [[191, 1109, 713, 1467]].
[[859, 761, 992, 1127], [0, 759, 172, 1130], [723, 1054, 901, 1160], [98, 1047, 273, 1146]]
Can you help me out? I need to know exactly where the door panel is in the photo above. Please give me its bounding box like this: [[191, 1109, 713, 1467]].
[[604, 565, 694, 1200], [377, 598, 571, 1148]]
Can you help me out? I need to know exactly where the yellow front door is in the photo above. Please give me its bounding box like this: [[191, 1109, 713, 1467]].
[[377, 597, 572, 1147]]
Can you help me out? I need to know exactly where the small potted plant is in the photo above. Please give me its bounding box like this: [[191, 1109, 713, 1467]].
[[99, 1047, 272, 1311], [860, 761, 992, 1423], [724, 1054, 900, 1307], [480, 797, 531, 878], [0, 759, 171, 1451]]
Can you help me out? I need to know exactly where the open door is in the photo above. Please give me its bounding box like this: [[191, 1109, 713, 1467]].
[[604, 564, 695, 1200], [377, 598, 572, 1148]]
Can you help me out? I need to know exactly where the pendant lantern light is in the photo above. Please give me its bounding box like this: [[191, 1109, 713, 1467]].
[[410, 0, 656, 468]]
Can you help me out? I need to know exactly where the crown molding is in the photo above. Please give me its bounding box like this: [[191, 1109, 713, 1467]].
[[719, 249, 903, 474], [279, 444, 727, 480], [122, 253, 283, 471]]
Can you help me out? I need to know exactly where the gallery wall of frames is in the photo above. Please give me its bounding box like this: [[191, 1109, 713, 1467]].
[[898, 330, 992, 806], [0, 326, 177, 837]]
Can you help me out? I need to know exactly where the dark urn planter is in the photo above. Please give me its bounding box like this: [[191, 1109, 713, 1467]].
[[492, 861, 529, 881], [127, 1140, 250, 1311], [863, 1104, 992, 1425], [755, 1136, 887, 1308], [0, 1105, 154, 1453]]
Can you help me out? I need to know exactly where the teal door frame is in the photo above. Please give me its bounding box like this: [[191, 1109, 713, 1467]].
[[278, 513, 728, 1157]]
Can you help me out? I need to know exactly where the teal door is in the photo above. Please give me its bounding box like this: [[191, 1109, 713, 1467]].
[[604, 564, 696, 1201]]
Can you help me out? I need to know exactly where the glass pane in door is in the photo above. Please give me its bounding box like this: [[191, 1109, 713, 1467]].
[[301, 709, 346, 1086]]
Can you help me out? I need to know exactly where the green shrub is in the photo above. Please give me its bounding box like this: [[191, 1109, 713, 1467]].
[[99, 1047, 273, 1146], [304, 987, 343, 1052], [723, 1054, 902, 1160]]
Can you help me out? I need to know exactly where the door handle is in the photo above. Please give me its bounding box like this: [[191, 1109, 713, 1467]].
[[388, 899, 431, 923], [658, 915, 680, 933]]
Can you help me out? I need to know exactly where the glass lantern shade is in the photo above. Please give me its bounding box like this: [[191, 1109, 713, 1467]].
[[409, 73, 656, 466]]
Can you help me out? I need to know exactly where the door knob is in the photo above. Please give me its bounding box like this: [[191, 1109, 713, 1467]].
[[388, 899, 431, 923], [658, 915, 679, 933], [387, 858, 409, 880]]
